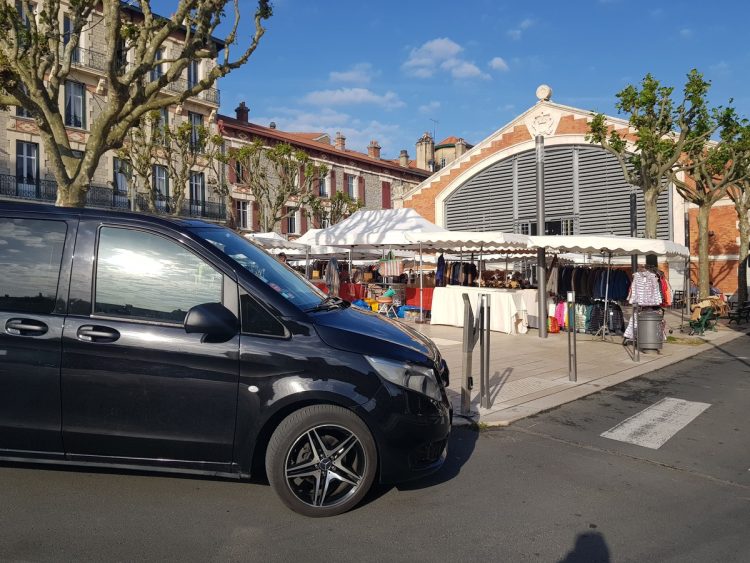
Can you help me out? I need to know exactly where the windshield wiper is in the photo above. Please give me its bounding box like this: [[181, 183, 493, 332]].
[[305, 295, 344, 313]]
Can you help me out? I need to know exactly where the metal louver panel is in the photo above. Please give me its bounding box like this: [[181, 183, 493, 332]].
[[445, 157, 514, 231], [444, 144, 671, 239]]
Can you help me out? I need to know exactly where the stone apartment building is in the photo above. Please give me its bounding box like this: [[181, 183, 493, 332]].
[[218, 103, 431, 236], [0, 2, 223, 220]]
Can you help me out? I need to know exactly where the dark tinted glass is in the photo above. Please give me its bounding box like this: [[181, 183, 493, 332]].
[[95, 227, 223, 324], [191, 227, 325, 311], [0, 218, 67, 314], [240, 293, 285, 337]]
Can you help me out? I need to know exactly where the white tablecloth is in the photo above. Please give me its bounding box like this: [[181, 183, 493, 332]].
[[430, 287, 538, 334]]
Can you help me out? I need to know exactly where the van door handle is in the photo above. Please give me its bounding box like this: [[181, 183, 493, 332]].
[[77, 325, 120, 343], [5, 318, 49, 336]]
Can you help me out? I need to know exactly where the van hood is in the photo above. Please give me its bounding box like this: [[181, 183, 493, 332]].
[[310, 307, 439, 366]]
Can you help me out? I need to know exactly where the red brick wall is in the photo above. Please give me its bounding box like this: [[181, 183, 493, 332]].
[[688, 204, 741, 295]]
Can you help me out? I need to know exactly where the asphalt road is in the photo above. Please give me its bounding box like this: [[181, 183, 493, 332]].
[[1, 335, 749, 562]]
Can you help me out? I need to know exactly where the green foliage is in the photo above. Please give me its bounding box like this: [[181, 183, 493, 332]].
[[231, 140, 327, 232], [587, 70, 720, 238]]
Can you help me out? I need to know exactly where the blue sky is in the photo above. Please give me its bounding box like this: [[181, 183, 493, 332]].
[[207, 0, 749, 159]]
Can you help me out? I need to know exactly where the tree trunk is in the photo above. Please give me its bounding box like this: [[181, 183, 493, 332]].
[[643, 188, 660, 239], [225, 193, 237, 230], [738, 210, 749, 305], [55, 181, 88, 207], [696, 203, 711, 299]]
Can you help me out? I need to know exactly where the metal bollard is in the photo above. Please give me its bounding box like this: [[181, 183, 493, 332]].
[[461, 294, 479, 416], [567, 291, 577, 382], [479, 294, 492, 409]]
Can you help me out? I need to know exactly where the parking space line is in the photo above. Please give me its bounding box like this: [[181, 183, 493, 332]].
[[600, 398, 711, 450]]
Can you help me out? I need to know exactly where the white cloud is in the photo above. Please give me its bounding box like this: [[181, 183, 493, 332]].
[[418, 101, 441, 115], [507, 18, 536, 40], [710, 61, 730, 75], [329, 63, 379, 85], [256, 107, 405, 155], [302, 88, 405, 110], [679, 28, 693, 38], [488, 56, 509, 71], [402, 37, 488, 80]]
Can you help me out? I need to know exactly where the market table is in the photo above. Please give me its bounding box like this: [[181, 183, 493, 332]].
[[430, 286, 539, 334]]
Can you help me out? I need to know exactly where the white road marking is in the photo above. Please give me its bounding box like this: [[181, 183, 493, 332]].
[[429, 337, 462, 347], [601, 398, 711, 450]]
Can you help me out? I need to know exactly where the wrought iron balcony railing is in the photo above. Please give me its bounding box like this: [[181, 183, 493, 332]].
[[0, 174, 225, 222]]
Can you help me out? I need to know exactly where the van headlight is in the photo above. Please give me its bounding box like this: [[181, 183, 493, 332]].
[[365, 356, 443, 402]]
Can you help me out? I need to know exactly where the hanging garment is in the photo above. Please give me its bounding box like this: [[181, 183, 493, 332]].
[[436, 254, 446, 287], [628, 271, 662, 306], [325, 258, 340, 297]]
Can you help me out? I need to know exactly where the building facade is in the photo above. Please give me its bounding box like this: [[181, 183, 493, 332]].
[[0, 3, 223, 220], [218, 103, 430, 236]]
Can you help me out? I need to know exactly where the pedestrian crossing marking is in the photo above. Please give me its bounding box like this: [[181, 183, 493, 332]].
[[600, 398, 711, 450]]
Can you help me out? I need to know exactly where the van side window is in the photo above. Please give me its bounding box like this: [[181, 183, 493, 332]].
[[0, 218, 67, 314], [95, 227, 223, 324], [240, 293, 286, 337]]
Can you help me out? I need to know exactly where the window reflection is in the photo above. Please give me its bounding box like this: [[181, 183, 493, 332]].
[[95, 227, 223, 324], [0, 219, 67, 314]]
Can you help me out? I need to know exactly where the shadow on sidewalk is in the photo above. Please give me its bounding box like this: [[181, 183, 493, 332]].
[[469, 368, 513, 410]]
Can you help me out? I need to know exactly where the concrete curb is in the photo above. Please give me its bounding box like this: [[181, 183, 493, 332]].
[[450, 328, 746, 428]]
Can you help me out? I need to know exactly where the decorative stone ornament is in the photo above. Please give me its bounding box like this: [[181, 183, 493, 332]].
[[535, 84, 552, 101]]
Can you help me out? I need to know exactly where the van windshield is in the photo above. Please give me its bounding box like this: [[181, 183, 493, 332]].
[[191, 227, 326, 311]]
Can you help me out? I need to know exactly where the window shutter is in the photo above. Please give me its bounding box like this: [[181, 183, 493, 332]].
[[382, 181, 392, 209], [252, 201, 260, 231], [330, 170, 337, 196], [301, 212, 308, 234], [281, 207, 288, 234], [228, 160, 237, 184], [358, 176, 365, 204], [298, 165, 305, 189], [341, 173, 347, 196], [313, 176, 320, 196]]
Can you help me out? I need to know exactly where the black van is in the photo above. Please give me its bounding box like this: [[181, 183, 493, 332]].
[[0, 203, 451, 517]]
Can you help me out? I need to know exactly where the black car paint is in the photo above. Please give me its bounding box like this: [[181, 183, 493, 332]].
[[0, 203, 451, 485]]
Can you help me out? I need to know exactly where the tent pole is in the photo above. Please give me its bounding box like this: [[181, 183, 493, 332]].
[[478, 244, 483, 287], [594, 251, 613, 341], [305, 245, 310, 279], [419, 241, 424, 323]]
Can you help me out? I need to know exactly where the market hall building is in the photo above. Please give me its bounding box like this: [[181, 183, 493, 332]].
[[400, 87, 694, 291]]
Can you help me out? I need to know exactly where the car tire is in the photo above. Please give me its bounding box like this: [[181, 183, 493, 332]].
[[265, 404, 378, 517]]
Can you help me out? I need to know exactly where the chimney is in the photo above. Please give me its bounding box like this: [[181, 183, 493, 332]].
[[399, 150, 409, 168], [235, 101, 249, 123], [335, 131, 346, 151], [269, 121, 276, 129], [415, 131, 434, 171], [367, 139, 381, 159], [455, 137, 468, 157]]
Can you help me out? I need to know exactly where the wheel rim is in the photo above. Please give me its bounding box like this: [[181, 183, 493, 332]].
[[284, 424, 367, 509]]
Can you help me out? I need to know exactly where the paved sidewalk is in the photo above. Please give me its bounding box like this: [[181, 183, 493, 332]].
[[406, 309, 747, 427]]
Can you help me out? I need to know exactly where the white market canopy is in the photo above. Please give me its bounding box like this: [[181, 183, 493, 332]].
[[530, 235, 689, 257], [297, 209, 447, 249], [405, 230, 532, 252], [244, 232, 309, 252]]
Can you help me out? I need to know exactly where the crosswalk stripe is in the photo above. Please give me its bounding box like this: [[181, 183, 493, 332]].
[[600, 398, 711, 450]]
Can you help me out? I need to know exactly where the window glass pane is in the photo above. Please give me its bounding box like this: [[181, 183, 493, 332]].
[[0, 218, 67, 314], [191, 227, 324, 310], [95, 227, 223, 324], [240, 293, 285, 337]]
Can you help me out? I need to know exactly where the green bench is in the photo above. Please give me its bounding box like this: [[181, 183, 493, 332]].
[[728, 306, 750, 325]]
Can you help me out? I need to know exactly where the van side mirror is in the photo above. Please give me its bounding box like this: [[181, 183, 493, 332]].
[[184, 303, 238, 343]]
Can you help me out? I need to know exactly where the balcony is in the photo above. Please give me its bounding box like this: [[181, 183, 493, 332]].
[[0, 174, 225, 222], [135, 193, 226, 222], [67, 46, 109, 73], [63, 46, 220, 105], [165, 77, 221, 105]]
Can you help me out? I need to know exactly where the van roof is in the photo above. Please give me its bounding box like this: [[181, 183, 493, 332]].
[[0, 201, 224, 230]]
